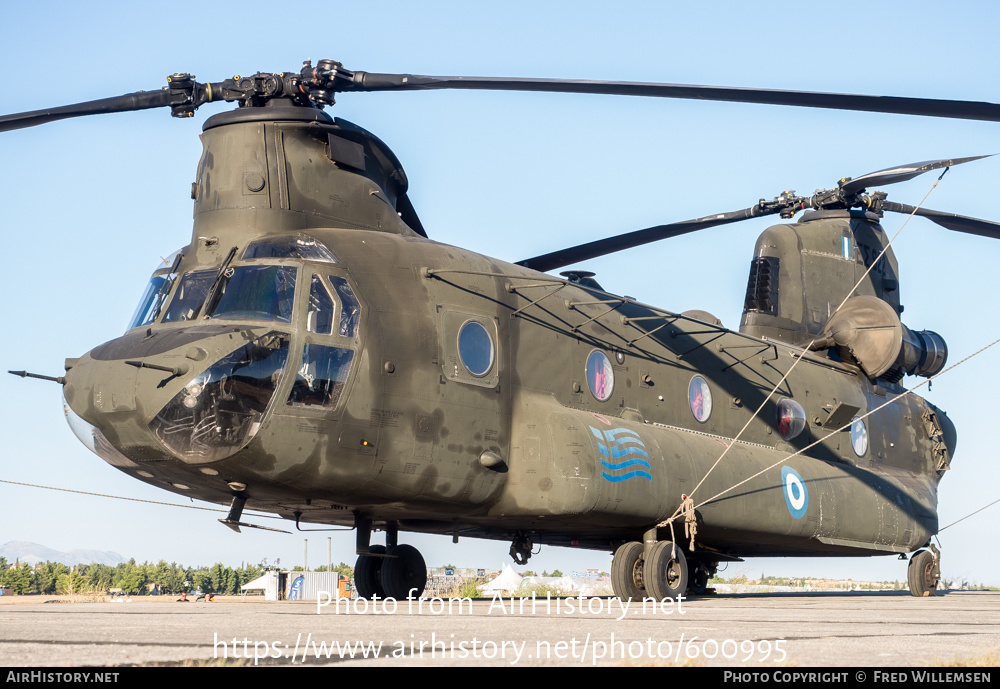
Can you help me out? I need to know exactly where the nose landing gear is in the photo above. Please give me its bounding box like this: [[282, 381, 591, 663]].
[[907, 545, 941, 597]]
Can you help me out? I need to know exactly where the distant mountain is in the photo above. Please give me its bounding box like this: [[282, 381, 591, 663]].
[[0, 541, 125, 567]]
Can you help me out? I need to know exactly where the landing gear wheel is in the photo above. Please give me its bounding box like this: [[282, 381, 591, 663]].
[[908, 549, 939, 597], [688, 562, 710, 595], [611, 542, 646, 601], [354, 544, 387, 599], [381, 544, 427, 600], [644, 541, 688, 601]]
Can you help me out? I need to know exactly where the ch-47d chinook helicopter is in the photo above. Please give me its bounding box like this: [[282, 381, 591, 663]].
[[5, 61, 1000, 602]]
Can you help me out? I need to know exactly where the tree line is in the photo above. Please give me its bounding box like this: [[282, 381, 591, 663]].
[[0, 556, 264, 596]]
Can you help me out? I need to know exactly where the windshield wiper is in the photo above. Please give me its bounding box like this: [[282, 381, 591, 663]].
[[149, 252, 184, 323], [197, 246, 239, 320]]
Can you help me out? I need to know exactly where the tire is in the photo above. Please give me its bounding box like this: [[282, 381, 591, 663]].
[[354, 545, 387, 599], [611, 542, 646, 601], [381, 544, 427, 600], [908, 549, 938, 597], [688, 562, 710, 596], [644, 541, 688, 601]]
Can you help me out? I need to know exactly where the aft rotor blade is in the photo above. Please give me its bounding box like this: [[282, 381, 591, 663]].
[[347, 73, 1000, 123], [0, 90, 174, 132], [881, 202, 1000, 239], [516, 206, 771, 272], [840, 155, 992, 195]]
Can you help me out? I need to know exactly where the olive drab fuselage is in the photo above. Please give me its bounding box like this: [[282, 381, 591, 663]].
[[61, 104, 956, 562]]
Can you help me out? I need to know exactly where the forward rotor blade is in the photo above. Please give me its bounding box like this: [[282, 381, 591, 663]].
[[840, 155, 992, 195], [0, 90, 174, 132], [516, 206, 771, 272], [347, 73, 1000, 123], [881, 202, 1000, 239]]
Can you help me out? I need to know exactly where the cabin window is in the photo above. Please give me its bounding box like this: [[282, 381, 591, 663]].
[[851, 416, 869, 456], [689, 375, 713, 423], [441, 310, 500, 389], [586, 350, 615, 402], [776, 398, 807, 440], [287, 344, 355, 409], [458, 321, 495, 377]]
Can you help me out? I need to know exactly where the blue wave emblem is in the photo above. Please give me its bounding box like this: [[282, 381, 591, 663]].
[[590, 426, 652, 482]]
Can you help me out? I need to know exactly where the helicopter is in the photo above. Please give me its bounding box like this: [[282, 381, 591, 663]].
[[4, 61, 1000, 601]]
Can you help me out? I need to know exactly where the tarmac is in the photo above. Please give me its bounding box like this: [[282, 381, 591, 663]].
[[1, 590, 998, 667]]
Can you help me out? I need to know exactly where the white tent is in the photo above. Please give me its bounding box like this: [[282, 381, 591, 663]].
[[241, 571, 280, 601], [479, 564, 522, 594]]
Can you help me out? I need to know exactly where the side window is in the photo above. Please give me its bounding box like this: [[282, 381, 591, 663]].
[[688, 375, 713, 423], [586, 350, 615, 402], [442, 310, 499, 388], [307, 274, 335, 335], [776, 398, 807, 440], [287, 344, 355, 409], [458, 321, 495, 377]]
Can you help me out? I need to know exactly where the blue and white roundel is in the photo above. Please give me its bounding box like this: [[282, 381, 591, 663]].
[[781, 466, 808, 519]]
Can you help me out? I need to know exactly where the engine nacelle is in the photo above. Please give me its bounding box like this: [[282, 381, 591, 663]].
[[818, 296, 947, 378]]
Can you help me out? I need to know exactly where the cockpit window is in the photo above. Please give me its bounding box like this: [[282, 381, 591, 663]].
[[126, 249, 185, 330], [242, 233, 338, 263], [330, 276, 360, 338], [288, 344, 355, 409], [150, 331, 291, 463], [207, 265, 297, 323], [127, 276, 170, 330], [162, 270, 215, 323], [307, 274, 335, 335]]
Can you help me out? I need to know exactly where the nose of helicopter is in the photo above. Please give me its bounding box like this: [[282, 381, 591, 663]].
[[62, 326, 291, 467]]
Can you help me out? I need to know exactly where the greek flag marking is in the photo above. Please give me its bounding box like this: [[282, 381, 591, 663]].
[[590, 426, 652, 482]]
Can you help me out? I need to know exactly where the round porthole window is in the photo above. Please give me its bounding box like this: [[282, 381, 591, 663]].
[[689, 375, 712, 423], [776, 398, 806, 440], [458, 320, 494, 377], [850, 416, 868, 456], [586, 350, 614, 402]]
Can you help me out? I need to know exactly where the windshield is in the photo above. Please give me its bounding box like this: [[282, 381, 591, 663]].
[[207, 265, 297, 323], [162, 270, 215, 323], [126, 249, 185, 330], [127, 275, 171, 330]]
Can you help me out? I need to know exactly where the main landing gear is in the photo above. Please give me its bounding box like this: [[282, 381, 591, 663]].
[[907, 545, 941, 597], [612, 535, 689, 601], [611, 531, 718, 600], [354, 520, 427, 599]]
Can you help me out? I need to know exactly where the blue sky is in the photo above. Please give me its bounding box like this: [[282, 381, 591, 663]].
[[2, 0, 999, 585]]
